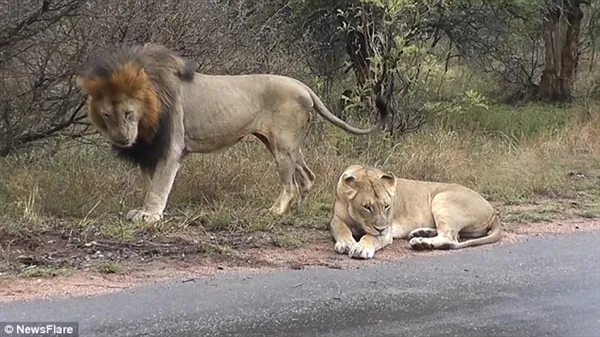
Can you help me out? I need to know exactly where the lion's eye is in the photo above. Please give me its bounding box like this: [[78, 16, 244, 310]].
[[384, 204, 391, 211], [124, 110, 133, 119], [362, 205, 372, 213]]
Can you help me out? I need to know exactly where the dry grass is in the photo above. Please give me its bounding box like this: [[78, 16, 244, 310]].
[[0, 100, 598, 259]]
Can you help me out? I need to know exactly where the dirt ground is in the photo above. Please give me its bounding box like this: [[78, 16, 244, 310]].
[[1, 216, 598, 304]]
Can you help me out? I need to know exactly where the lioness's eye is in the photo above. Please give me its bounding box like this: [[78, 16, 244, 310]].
[[363, 205, 372, 213], [384, 204, 391, 210], [124, 110, 133, 119], [102, 113, 110, 120]]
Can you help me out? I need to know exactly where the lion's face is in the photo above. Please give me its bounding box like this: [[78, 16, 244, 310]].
[[78, 62, 160, 147], [91, 94, 145, 147], [340, 168, 397, 237]]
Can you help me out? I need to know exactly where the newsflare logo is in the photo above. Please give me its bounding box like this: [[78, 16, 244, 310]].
[[0, 322, 78, 337]]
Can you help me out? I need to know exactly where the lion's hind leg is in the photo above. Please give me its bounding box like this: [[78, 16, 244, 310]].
[[253, 132, 301, 215], [270, 150, 299, 215], [459, 229, 489, 238], [293, 149, 316, 208], [409, 194, 461, 250], [409, 228, 459, 251]]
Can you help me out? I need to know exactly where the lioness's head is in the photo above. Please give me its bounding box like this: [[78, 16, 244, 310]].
[[77, 62, 158, 148], [338, 165, 397, 237]]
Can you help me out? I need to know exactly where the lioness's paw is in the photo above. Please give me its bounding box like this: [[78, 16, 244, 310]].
[[349, 243, 376, 259], [409, 237, 434, 251], [334, 240, 357, 254], [408, 228, 437, 239], [125, 209, 162, 224]]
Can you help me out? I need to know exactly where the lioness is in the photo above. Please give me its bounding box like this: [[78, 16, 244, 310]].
[[330, 164, 502, 259], [76, 43, 389, 224]]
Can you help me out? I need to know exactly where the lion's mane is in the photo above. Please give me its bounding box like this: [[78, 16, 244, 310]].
[[78, 43, 197, 169]]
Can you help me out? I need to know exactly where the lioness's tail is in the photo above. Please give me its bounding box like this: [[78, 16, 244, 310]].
[[303, 85, 389, 135], [453, 210, 503, 249]]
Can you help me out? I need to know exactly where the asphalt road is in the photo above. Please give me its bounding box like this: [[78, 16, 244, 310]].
[[2, 231, 599, 337]]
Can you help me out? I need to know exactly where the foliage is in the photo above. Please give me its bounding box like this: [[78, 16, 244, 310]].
[[0, 0, 598, 153]]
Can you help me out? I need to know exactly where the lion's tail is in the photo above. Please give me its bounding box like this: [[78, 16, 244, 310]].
[[452, 210, 503, 249], [302, 85, 389, 135]]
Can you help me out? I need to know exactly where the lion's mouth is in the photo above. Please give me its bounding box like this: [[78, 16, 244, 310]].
[[373, 226, 388, 235], [112, 140, 134, 147]]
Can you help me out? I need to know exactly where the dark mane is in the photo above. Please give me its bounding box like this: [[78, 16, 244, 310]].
[[112, 110, 172, 170], [80, 43, 197, 170], [81, 44, 197, 84]]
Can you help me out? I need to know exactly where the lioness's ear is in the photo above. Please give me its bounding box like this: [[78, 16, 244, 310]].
[[380, 172, 396, 190], [340, 173, 359, 199]]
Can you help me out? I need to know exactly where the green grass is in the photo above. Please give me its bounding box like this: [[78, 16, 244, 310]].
[[271, 232, 307, 249], [436, 102, 584, 142], [505, 208, 561, 224], [95, 261, 126, 274], [215, 244, 237, 256]]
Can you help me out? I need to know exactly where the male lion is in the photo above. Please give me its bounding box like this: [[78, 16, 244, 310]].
[[76, 43, 388, 224], [330, 164, 502, 259]]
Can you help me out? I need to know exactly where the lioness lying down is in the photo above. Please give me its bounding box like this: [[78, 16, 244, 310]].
[[330, 164, 502, 259]]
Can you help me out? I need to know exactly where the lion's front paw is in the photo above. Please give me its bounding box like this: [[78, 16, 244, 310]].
[[125, 209, 162, 224], [348, 242, 376, 259], [334, 239, 357, 254]]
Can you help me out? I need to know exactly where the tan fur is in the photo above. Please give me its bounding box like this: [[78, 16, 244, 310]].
[[77, 44, 388, 224], [330, 164, 502, 259]]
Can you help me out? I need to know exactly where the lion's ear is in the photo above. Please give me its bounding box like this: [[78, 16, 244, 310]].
[[131, 67, 149, 92], [77, 76, 104, 98], [380, 172, 396, 190], [110, 63, 149, 95], [340, 173, 359, 199]]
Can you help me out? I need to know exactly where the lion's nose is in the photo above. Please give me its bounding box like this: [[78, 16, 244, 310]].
[[375, 227, 386, 233]]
